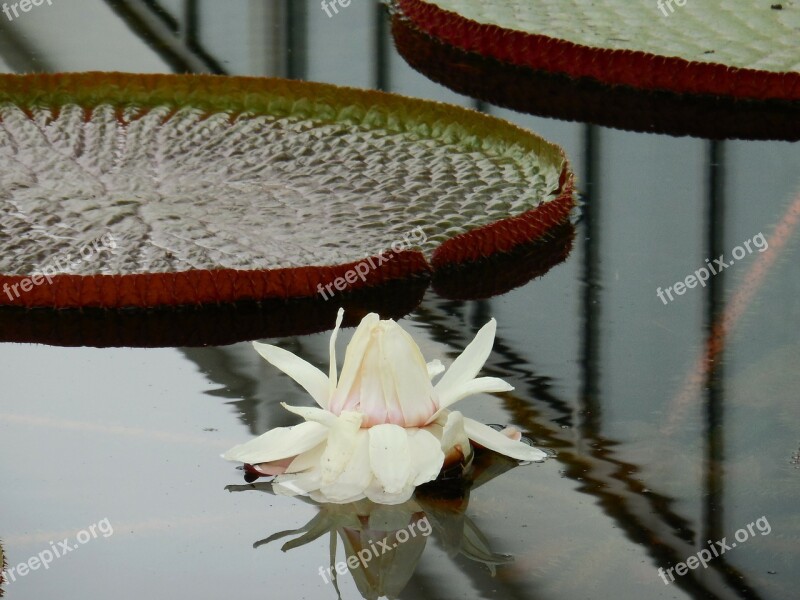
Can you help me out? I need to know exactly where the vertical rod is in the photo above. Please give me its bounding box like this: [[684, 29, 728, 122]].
[[374, 0, 390, 91], [285, 0, 308, 80], [579, 125, 602, 437], [703, 139, 726, 545]]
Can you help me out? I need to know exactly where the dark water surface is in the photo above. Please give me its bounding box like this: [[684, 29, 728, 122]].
[[1, 2, 798, 599]]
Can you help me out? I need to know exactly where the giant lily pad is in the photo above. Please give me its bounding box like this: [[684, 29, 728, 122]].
[[392, 13, 800, 140], [0, 72, 573, 310], [395, 0, 800, 101]]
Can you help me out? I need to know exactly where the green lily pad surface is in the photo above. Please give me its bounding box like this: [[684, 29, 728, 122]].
[[0, 72, 573, 308]]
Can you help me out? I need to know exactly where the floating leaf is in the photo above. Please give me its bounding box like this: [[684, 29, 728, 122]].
[[392, 13, 800, 140], [0, 72, 573, 310], [395, 0, 800, 101]]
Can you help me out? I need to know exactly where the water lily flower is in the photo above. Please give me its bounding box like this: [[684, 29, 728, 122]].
[[224, 309, 546, 504]]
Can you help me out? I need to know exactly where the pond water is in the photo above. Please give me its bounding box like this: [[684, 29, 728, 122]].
[[1, 2, 798, 600]]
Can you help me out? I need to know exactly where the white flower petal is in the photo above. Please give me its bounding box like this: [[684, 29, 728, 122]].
[[284, 443, 326, 474], [439, 411, 470, 455], [434, 376, 514, 414], [407, 428, 445, 486], [311, 489, 367, 504], [328, 308, 344, 397], [434, 318, 497, 398], [273, 470, 322, 496], [253, 341, 330, 409], [369, 423, 411, 494], [222, 421, 329, 464], [320, 411, 363, 484], [365, 482, 416, 505], [350, 329, 391, 422], [463, 417, 547, 462], [319, 429, 373, 502], [332, 312, 380, 408], [435, 410, 474, 467], [426, 359, 445, 379], [280, 402, 337, 427], [382, 324, 438, 426]]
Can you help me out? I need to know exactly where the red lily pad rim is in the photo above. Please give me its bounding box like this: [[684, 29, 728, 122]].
[[0, 72, 574, 309], [396, 0, 800, 102], [391, 14, 800, 141]]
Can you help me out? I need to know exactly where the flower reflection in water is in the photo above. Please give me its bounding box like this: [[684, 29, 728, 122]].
[[227, 448, 525, 600]]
